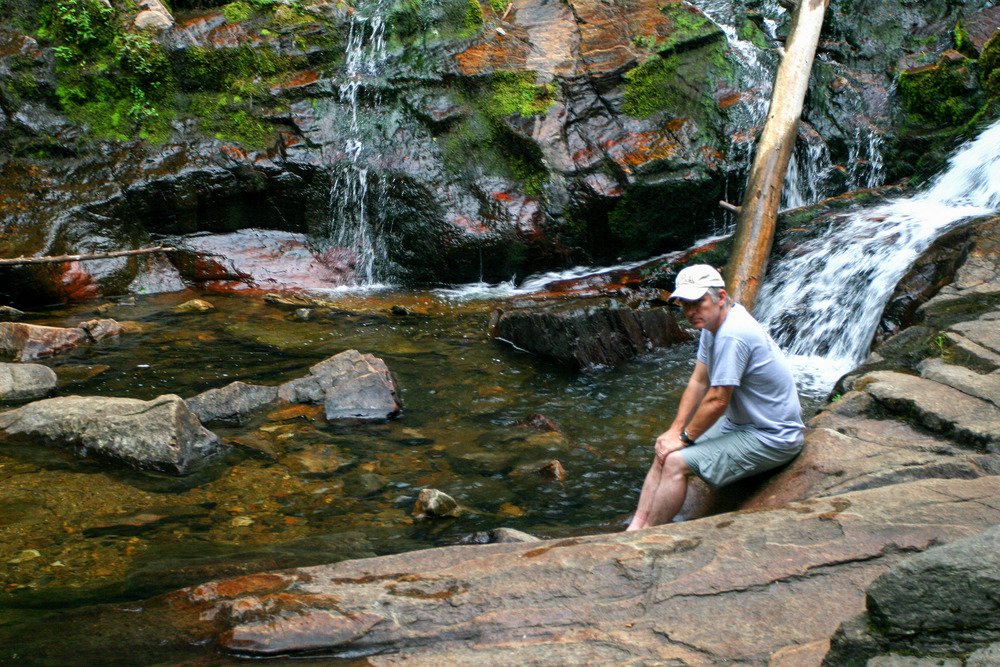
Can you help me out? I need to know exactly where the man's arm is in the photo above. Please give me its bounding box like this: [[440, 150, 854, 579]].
[[654, 362, 710, 462], [682, 384, 733, 440]]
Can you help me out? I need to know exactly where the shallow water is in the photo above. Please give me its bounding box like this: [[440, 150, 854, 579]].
[[0, 288, 824, 661]]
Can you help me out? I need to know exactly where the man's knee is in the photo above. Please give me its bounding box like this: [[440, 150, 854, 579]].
[[663, 450, 692, 478]]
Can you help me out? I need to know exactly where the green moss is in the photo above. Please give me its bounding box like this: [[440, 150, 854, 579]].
[[954, 19, 976, 58], [622, 56, 679, 118], [487, 71, 556, 117], [654, 3, 723, 55], [898, 56, 980, 126], [223, 1, 255, 22], [438, 74, 552, 196], [487, 0, 505, 14], [187, 92, 277, 147], [463, 0, 483, 32], [980, 32, 1000, 98]]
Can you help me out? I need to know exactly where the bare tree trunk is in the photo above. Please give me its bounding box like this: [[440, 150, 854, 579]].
[[724, 0, 830, 311]]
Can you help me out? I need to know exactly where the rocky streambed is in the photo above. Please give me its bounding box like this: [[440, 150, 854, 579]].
[[0, 214, 998, 664]]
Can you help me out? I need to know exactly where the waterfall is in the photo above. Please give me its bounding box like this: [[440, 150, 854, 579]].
[[755, 118, 1000, 392], [318, 6, 389, 286], [691, 1, 885, 212]]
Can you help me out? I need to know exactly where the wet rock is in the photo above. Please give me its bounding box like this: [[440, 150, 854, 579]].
[[491, 301, 691, 371], [172, 299, 216, 314], [0, 362, 57, 402], [0, 394, 222, 474], [536, 460, 566, 481], [187, 381, 279, 424], [516, 413, 560, 432], [0, 306, 24, 321], [824, 524, 1000, 664], [0, 320, 127, 362], [457, 528, 541, 545], [278, 350, 401, 421], [956, 6, 1000, 56], [412, 488, 461, 518]]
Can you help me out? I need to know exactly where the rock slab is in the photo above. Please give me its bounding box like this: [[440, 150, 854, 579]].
[[0, 394, 221, 474]]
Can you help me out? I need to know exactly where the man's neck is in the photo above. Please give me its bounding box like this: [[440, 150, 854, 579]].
[[707, 301, 733, 335]]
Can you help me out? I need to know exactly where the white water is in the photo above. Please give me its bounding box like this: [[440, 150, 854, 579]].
[[756, 118, 1000, 393], [320, 8, 389, 286]]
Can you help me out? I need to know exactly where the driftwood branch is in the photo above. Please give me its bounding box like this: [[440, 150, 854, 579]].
[[719, 200, 742, 214], [0, 244, 177, 266], [724, 0, 830, 311], [501, 3, 513, 20]]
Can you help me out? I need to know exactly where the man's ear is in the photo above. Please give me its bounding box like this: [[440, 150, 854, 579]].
[[718, 289, 728, 304]]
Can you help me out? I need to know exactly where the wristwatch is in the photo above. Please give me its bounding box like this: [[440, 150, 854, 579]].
[[680, 429, 695, 446]]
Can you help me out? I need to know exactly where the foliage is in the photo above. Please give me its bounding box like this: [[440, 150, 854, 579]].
[[487, 0, 505, 14], [386, 0, 474, 46], [41, 0, 115, 61]]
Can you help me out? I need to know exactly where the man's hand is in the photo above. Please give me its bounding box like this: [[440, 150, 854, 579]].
[[654, 430, 685, 464]]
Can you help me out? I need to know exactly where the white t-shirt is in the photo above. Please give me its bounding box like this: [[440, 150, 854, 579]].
[[696, 304, 804, 451]]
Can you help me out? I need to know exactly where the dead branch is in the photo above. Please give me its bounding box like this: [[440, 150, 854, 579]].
[[0, 244, 177, 266]]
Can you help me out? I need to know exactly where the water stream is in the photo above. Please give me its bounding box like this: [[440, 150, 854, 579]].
[[317, 3, 390, 286], [755, 118, 1000, 391]]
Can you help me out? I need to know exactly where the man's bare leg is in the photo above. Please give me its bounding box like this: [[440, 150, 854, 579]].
[[627, 452, 691, 530]]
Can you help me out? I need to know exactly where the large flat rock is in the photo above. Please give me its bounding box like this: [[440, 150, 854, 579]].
[[15, 477, 1000, 665]]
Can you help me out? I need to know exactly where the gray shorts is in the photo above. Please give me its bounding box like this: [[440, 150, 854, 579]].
[[680, 421, 800, 490]]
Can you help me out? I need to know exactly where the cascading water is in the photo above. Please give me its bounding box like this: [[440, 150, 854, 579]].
[[755, 118, 1000, 392], [318, 6, 389, 286], [691, 0, 885, 212]]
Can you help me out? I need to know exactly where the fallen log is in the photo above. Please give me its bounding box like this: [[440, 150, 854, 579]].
[[0, 244, 176, 266], [725, 0, 830, 311]]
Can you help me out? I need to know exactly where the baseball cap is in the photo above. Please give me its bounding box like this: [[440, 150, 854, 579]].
[[670, 264, 725, 302]]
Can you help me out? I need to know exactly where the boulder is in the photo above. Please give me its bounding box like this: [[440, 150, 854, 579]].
[[457, 528, 541, 544], [187, 381, 279, 424], [0, 320, 124, 362], [134, 0, 174, 31], [172, 299, 215, 314], [19, 477, 1000, 664], [0, 394, 221, 474], [0, 362, 57, 402], [490, 301, 691, 371], [278, 350, 401, 420], [824, 524, 1000, 664], [412, 488, 461, 518]]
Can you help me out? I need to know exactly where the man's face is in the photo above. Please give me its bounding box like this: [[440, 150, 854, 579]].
[[678, 291, 727, 332]]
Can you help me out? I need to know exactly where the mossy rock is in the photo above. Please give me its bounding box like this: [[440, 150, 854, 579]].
[[897, 52, 984, 129]]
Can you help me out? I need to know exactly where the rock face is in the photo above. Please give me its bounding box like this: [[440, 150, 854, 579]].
[[0, 394, 221, 474], [278, 349, 402, 420], [824, 525, 1000, 665], [14, 477, 999, 664], [0, 362, 57, 402], [491, 301, 691, 370], [3, 0, 985, 304]]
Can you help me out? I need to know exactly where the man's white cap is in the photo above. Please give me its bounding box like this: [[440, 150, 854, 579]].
[[670, 264, 726, 302]]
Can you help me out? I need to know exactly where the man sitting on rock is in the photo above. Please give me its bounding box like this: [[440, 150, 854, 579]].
[[627, 265, 804, 530]]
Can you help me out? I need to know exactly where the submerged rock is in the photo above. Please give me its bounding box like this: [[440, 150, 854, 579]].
[[0, 394, 222, 474], [0, 362, 57, 402]]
